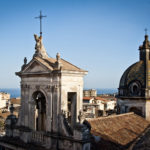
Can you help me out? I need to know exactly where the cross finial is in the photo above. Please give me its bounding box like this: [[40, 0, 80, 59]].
[[145, 28, 148, 35], [35, 11, 47, 36]]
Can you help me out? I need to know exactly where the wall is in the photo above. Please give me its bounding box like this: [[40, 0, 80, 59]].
[[61, 72, 84, 123], [117, 99, 146, 117]]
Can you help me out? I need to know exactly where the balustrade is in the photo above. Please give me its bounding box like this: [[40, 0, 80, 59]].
[[32, 131, 45, 143]]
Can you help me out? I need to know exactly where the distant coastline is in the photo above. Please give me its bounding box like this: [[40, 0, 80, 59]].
[[96, 88, 117, 95], [0, 88, 20, 98], [0, 88, 117, 98]]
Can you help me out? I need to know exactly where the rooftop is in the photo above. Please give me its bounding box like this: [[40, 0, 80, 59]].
[[87, 112, 150, 148], [10, 98, 21, 105], [21, 56, 87, 74]]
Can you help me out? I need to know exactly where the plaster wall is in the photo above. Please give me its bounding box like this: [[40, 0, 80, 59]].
[[0, 99, 7, 109], [0, 94, 9, 109], [107, 101, 116, 110]]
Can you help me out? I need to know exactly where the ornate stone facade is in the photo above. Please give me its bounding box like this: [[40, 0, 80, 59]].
[[0, 34, 91, 150]]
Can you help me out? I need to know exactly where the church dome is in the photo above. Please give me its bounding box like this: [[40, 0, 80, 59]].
[[119, 61, 144, 88], [118, 59, 147, 97], [117, 33, 150, 120], [118, 34, 150, 98]]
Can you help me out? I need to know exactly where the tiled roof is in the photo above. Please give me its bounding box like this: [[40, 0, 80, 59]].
[[60, 58, 86, 72], [87, 113, 150, 147], [35, 57, 87, 72], [83, 97, 113, 102], [99, 96, 117, 100], [10, 98, 21, 105], [83, 97, 93, 100], [95, 97, 110, 102]]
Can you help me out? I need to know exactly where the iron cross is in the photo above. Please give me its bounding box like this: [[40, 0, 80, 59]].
[[35, 11, 47, 36]]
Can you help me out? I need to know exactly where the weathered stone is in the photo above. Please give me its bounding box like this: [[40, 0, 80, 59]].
[[2, 34, 91, 150]]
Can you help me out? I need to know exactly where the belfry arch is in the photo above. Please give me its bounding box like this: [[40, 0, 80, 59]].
[[32, 91, 46, 131]]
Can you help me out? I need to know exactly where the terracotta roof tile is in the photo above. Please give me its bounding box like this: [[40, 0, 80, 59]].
[[10, 98, 21, 105], [99, 96, 117, 100], [87, 113, 150, 146], [83, 97, 93, 100], [37, 57, 87, 72], [95, 97, 110, 102], [60, 58, 86, 72]]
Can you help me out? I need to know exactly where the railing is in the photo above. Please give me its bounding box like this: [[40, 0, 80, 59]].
[[32, 131, 45, 144]]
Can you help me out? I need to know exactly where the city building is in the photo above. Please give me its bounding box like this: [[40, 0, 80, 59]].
[[88, 112, 150, 150], [83, 89, 97, 97], [83, 97, 116, 118], [0, 93, 10, 109], [83, 97, 99, 118], [10, 98, 21, 108], [117, 34, 150, 121], [0, 93, 10, 101], [0, 98, 20, 123], [0, 34, 91, 150]]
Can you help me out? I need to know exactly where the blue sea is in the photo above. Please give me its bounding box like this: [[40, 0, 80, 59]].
[[0, 88, 21, 98], [96, 88, 117, 95], [0, 88, 117, 98]]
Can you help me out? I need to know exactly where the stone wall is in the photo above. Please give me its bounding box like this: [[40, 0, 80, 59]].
[[117, 99, 146, 118]]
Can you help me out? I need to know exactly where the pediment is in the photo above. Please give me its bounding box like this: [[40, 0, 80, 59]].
[[23, 60, 52, 73]]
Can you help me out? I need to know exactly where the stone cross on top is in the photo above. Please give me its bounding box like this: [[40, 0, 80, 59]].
[[35, 11, 47, 36]]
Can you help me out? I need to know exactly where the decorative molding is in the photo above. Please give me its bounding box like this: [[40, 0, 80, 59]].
[[54, 84, 59, 89], [35, 85, 40, 90], [21, 84, 30, 89], [45, 85, 52, 92], [52, 84, 59, 92], [46, 85, 52, 90]]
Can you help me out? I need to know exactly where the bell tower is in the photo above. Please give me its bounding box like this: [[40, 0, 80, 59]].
[[5, 32, 91, 150], [139, 33, 150, 97], [2, 12, 91, 150], [15, 33, 88, 132]]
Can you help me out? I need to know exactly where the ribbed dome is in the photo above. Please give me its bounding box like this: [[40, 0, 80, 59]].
[[118, 35, 150, 118], [119, 61, 144, 88]]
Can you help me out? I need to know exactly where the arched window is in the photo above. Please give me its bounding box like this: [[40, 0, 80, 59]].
[[133, 85, 138, 94], [129, 81, 141, 96], [32, 91, 46, 131]]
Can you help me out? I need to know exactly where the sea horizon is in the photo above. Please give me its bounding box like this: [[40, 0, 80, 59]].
[[0, 88, 118, 98]]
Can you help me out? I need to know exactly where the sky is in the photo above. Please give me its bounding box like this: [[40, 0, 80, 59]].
[[0, 0, 150, 89]]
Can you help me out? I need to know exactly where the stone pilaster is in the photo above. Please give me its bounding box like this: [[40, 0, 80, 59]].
[[52, 83, 60, 132], [45, 85, 52, 132]]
